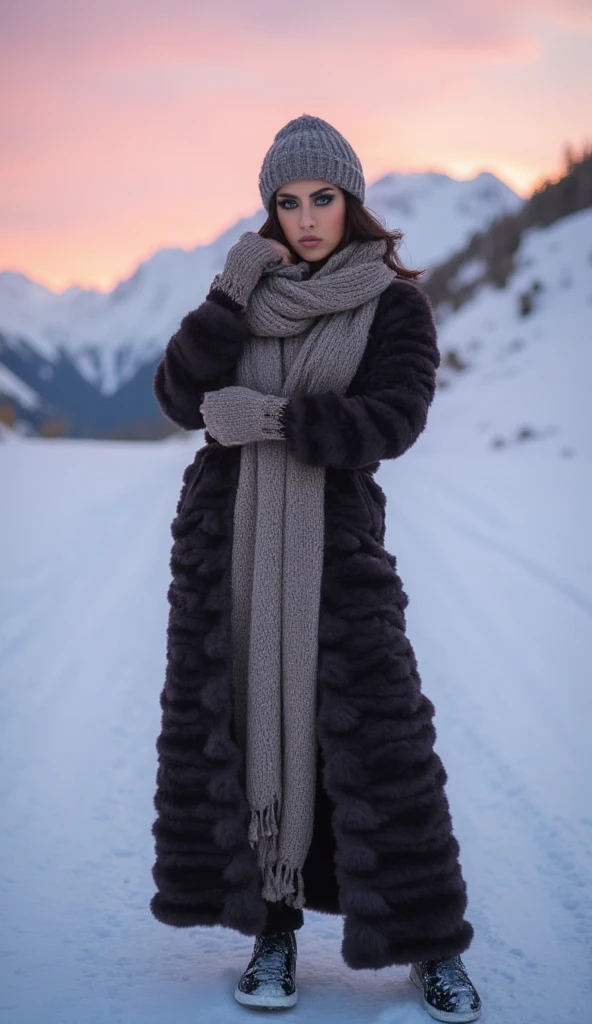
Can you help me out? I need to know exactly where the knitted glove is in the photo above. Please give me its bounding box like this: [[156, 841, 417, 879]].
[[200, 386, 289, 446], [209, 231, 284, 309]]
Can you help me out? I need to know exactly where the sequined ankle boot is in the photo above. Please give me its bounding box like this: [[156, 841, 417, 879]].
[[410, 955, 482, 1022], [234, 930, 298, 1009]]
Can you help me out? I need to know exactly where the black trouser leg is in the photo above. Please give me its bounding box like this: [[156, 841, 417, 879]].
[[261, 898, 304, 934]]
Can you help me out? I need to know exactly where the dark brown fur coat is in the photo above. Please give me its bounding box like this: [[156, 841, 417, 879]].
[[150, 275, 474, 969]]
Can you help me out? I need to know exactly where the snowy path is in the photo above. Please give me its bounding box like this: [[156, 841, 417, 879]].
[[1, 435, 590, 1023]]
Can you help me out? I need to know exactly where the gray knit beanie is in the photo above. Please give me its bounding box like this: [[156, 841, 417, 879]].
[[258, 113, 366, 212]]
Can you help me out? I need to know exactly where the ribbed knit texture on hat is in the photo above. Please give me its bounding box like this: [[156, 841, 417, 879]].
[[259, 114, 365, 211]]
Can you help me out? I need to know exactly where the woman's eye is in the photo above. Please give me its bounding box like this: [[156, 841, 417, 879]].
[[278, 196, 333, 210]]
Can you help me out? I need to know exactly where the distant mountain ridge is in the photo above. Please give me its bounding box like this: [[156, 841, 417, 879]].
[[0, 168, 525, 438]]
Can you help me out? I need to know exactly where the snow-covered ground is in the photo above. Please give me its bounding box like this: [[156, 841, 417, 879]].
[[1, 422, 590, 1023]]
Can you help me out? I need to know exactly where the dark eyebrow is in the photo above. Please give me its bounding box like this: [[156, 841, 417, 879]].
[[276, 186, 336, 199]]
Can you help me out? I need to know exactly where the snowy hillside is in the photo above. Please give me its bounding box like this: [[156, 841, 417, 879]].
[[430, 207, 592, 459], [1, 412, 590, 1021], [0, 363, 44, 413], [0, 170, 521, 398]]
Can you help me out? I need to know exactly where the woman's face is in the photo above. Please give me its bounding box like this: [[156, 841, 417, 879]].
[[275, 179, 346, 262]]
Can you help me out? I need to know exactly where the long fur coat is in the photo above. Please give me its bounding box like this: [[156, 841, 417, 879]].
[[150, 273, 474, 969]]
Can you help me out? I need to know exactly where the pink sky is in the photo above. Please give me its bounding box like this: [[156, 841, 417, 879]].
[[1, 0, 590, 292]]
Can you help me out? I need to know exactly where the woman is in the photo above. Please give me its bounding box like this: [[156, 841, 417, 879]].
[[151, 114, 482, 1022]]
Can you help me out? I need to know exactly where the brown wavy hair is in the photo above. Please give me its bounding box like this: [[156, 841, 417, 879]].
[[258, 187, 424, 280]]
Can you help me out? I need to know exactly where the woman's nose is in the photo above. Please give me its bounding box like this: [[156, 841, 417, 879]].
[[299, 206, 315, 229]]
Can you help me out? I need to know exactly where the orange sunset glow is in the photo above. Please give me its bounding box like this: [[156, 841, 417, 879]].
[[1, 0, 591, 292]]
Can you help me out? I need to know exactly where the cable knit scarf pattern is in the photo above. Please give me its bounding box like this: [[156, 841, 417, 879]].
[[230, 238, 396, 908]]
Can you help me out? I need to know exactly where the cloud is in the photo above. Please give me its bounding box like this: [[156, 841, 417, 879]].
[[0, 0, 589, 288], [2, 0, 590, 79]]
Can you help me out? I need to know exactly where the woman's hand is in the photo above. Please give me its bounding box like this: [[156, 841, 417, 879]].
[[264, 239, 297, 266], [207, 232, 294, 309], [200, 386, 288, 445]]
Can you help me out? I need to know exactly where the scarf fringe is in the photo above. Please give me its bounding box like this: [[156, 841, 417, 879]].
[[248, 799, 280, 845], [261, 858, 306, 910], [248, 798, 306, 910]]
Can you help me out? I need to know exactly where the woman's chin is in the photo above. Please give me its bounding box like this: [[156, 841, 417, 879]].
[[298, 249, 329, 263]]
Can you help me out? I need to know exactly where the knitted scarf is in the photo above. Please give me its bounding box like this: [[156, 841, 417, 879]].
[[230, 238, 396, 908]]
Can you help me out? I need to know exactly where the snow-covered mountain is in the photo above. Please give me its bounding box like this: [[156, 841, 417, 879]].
[[366, 170, 521, 269], [0, 170, 521, 419]]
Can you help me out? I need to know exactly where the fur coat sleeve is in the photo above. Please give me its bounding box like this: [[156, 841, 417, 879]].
[[282, 280, 440, 468], [153, 290, 247, 432]]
